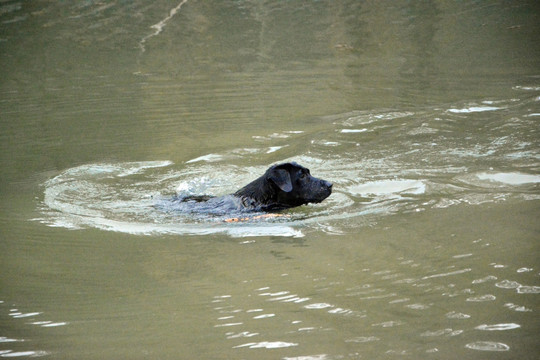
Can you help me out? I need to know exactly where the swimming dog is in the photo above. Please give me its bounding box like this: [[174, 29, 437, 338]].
[[170, 162, 332, 214]]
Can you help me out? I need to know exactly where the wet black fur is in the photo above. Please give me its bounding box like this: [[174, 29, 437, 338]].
[[172, 162, 332, 214], [234, 162, 333, 211]]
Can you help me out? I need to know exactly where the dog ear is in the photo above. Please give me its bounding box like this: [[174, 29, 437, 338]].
[[268, 168, 293, 192]]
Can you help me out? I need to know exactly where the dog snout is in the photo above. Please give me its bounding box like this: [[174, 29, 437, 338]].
[[323, 180, 333, 190]]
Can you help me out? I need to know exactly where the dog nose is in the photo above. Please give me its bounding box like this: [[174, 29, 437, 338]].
[[323, 180, 333, 189]]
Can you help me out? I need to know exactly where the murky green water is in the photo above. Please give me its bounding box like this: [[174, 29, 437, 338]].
[[1, 1, 539, 359]]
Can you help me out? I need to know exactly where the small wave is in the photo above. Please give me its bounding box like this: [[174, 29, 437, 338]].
[[466, 294, 496, 302], [345, 336, 379, 343], [465, 341, 510, 351], [348, 179, 426, 196], [0, 350, 50, 357], [186, 154, 225, 163], [422, 268, 471, 280], [340, 128, 368, 133], [233, 341, 298, 349], [334, 110, 414, 126], [475, 323, 520, 331], [516, 285, 540, 294], [476, 172, 540, 185], [445, 311, 470, 319], [448, 106, 501, 113], [513, 85, 540, 91]]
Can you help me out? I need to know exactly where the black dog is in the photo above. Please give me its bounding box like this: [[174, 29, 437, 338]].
[[169, 162, 332, 214]]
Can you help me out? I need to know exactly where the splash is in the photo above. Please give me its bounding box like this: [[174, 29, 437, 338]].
[[36, 161, 303, 237]]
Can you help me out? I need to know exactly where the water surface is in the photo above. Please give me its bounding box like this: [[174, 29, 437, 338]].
[[1, 1, 539, 359]]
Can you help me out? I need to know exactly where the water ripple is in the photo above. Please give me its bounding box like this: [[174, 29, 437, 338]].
[[233, 341, 298, 349], [445, 311, 471, 319], [422, 268, 471, 280], [0, 350, 50, 357], [504, 303, 532, 312], [495, 280, 521, 289], [516, 285, 540, 294], [420, 328, 462, 337], [35, 98, 540, 237], [475, 323, 521, 331], [465, 341, 510, 352], [466, 294, 496, 302]]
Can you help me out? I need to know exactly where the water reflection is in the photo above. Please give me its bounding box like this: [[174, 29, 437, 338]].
[[0, 302, 66, 358], [475, 323, 521, 331], [465, 341, 510, 352], [206, 240, 538, 356], [7, 307, 67, 328], [0, 351, 49, 358], [233, 341, 298, 349]]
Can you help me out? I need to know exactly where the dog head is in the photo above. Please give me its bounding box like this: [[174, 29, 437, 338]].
[[265, 162, 332, 208]]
